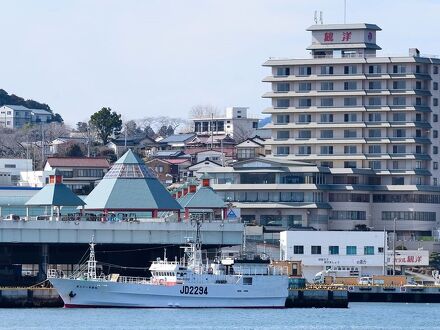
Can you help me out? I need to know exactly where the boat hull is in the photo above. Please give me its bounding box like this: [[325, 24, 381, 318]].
[[50, 277, 288, 308]]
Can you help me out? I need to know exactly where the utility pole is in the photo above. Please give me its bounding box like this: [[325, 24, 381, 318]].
[[393, 217, 397, 275], [383, 227, 386, 275]]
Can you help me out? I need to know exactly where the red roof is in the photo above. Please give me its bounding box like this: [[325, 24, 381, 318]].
[[46, 157, 110, 168], [185, 147, 235, 157], [162, 158, 191, 165]]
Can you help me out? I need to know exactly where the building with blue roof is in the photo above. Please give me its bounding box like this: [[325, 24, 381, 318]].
[[83, 149, 182, 218], [0, 105, 52, 128]]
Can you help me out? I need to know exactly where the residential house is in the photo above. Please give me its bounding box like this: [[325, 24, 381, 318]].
[[235, 136, 266, 160], [44, 157, 110, 194], [158, 133, 196, 150], [107, 134, 158, 157], [146, 158, 192, 184], [0, 105, 52, 129]]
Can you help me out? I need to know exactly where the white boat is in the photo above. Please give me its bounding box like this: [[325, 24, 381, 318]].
[[48, 221, 288, 308]]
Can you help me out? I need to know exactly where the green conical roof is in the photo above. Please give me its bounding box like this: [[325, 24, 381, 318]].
[[83, 149, 181, 211]]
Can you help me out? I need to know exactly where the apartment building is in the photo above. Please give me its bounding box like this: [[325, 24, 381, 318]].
[[0, 105, 52, 129]]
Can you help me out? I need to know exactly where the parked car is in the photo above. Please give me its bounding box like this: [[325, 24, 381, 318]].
[[3, 214, 20, 221]]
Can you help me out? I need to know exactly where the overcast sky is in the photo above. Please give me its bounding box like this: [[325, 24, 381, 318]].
[[0, 0, 439, 125]]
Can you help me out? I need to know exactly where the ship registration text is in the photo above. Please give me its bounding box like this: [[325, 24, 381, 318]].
[[179, 286, 208, 295]]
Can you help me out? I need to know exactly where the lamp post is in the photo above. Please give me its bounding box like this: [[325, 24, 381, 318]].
[[393, 217, 397, 275]]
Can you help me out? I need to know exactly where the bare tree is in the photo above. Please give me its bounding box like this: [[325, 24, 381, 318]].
[[189, 104, 221, 119], [232, 123, 256, 144]]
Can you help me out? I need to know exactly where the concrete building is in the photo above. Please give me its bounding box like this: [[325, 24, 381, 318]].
[[192, 107, 259, 141], [280, 230, 386, 281], [0, 159, 33, 185], [0, 105, 52, 129], [258, 23, 440, 241]]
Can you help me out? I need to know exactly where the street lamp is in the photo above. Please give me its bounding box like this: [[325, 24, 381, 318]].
[[393, 217, 397, 275]]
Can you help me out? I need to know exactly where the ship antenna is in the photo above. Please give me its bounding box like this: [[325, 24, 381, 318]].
[[87, 235, 97, 280]]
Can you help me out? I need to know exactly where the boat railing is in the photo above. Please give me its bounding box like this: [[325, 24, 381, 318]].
[[117, 276, 151, 284], [232, 266, 289, 276]]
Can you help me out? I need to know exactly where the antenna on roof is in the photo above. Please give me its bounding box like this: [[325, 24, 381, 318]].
[[344, 0, 347, 24], [314, 11, 318, 24], [319, 11, 323, 24]]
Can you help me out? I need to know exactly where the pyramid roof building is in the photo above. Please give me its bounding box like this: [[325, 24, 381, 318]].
[[26, 170, 85, 207], [83, 150, 181, 211]]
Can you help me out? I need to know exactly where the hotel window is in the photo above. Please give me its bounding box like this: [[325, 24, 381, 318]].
[[344, 65, 357, 74], [392, 161, 399, 169], [368, 97, 381, 106], [434, 98, 439, 106], [298, 98, 312, 107], [344, 130, 357, 138], [298, 114, 312, 123], [298, 82, 312, 91], [321, 161, 333, 168], [276, 131, 289, 139], [368, 65, 381, 74], [434, 114, 439, 122], [393, 97, 406, 105], [368, 113, 382, 122], [329, 246, 339, 255], [320, 114, 334, 122], [344, 145, 357, 154], [298, 146, 311, 155], [368, 128, 382, 137], [392, 113, 406, 122], [276, 67, 290, 76], [277, 146, 289, 155], [434, 82, 439, 90], [393, 65, 406, 74], [344, 113, 357, 122], [416, 160, 422, 168], [344, 81, 357, 90], [434, 162, 439, 170], [392, 145, 406, 153], [320, 146, 333, 155], [346, 246, 357, 255], [364, 246, 374, 255], [368, 81, 381, 90], [434, 66, 439, 74], [416, 97, 422, 106], [311, 246, 321, 255], [276, 83, 290, 92], [434, 146, 439, 154], [393, 129, 406, 138], [293, 245, 304, 254], [416, 65, 421, 73], [344, 97, 357, 106], [320, 98, 334, 107], [434, 130, 438, 138], [344, 161, 357, 168], [320, 65, 334, 75], [435, 178, 438, 186], [276, 115, 289, 124], [320, 130, 333, 138], [320, 81, 334, 91], [368, 145, 381, 154], [276, 99, 290, 108], [298, 66, 312, 76], [298, 130, 311, 139], [369, 161, 381, 169], [390, 175, 404, 185], [392, 81, 406, 90]]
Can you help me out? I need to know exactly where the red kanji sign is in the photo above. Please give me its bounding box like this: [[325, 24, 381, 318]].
[[324, 32, 334, 42], [342, 31, 352, 42]]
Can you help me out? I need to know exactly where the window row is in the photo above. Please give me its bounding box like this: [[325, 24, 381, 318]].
[[292, 245, 377, 255], [382, 211, 436, 221]]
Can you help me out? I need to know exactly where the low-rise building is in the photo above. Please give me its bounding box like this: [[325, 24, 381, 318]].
[[107, 134, 158, 157], [146, 158, 191, 184], [0, 105, 52, 129], [0, 159, 33, 185], [235, 136, 266, 160], [192, 107, 259, 141], [44, 157, 110, 194], [159, 133, 196, 150]]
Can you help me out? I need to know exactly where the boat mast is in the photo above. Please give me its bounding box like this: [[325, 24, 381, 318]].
[[87, 235, 97, 280]]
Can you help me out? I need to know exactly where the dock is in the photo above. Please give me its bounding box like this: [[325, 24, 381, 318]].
[[348, 285, 440, 303], [0, 288, 62, 307], [286, 287, 348, 308]]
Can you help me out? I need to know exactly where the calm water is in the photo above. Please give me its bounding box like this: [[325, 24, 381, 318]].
[[0, 303, 439, 329]]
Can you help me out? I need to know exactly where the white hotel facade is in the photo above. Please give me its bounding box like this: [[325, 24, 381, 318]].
[[198, 23, 440, 241]]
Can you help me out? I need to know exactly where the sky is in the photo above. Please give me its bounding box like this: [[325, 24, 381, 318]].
[[0, 0, 439, 126]]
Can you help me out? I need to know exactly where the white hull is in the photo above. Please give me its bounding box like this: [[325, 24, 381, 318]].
[[50, 277, 288, 308]]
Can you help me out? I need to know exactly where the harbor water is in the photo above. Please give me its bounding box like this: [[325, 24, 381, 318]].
[[0, 303, 438, 329]]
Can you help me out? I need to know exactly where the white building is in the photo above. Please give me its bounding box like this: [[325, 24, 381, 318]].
[[192, 107, 259, 141], [0, 159, 33, 185], [280, 230, 386, 281], [0, 105, 52, 129]]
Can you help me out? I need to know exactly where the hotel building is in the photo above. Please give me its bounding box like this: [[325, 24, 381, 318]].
[[197, 23, 440, 243]]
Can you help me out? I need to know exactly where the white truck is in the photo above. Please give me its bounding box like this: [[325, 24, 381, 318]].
[[313, 267, 360, 284]]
